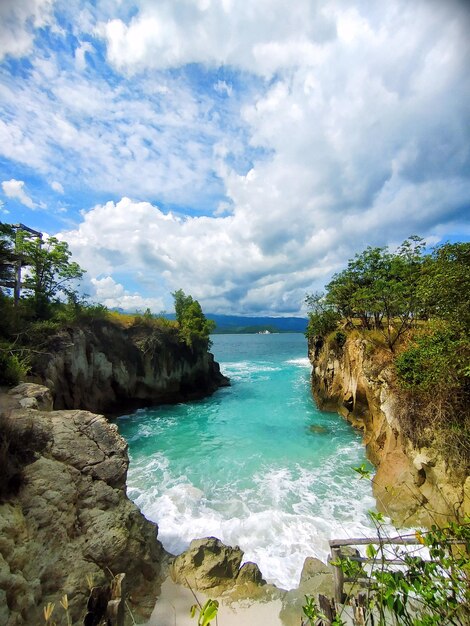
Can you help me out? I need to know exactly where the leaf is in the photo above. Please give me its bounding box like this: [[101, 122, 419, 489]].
[[366, 543, 377, 559], [415, 530, 426, 545], [199, 599, 219, 626]]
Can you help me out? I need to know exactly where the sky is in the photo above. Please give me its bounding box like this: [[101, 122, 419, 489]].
[[0, 0, 469, 316]]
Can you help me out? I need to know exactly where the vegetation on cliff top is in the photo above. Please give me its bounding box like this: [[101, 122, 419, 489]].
[[306, 236, 470, 471], [0, 222, 214, 386]]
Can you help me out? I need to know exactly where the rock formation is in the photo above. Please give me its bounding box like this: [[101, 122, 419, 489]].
[[167, 536, 336, 625], [30, 320, 229, 415], [309, 335, 469, 526], [170, 537, 267, 595], [0, 383, 167, 626]]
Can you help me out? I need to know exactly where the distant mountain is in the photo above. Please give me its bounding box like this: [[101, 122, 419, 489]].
[[111, 309, 308, 334], [206, 314, 308, 334]]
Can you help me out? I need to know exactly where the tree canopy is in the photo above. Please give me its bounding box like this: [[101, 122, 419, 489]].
[[20, 235, 84, 319], [307, 237, 469, 351], [172, 289, 215, 349], [0, 223, 85, 320]]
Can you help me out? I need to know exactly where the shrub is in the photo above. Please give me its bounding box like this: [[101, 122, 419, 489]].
[[395, 327, 468, 391], [306, 310, 341, 339], [0, 350, 28, 386], [334, 331, 347, 347]]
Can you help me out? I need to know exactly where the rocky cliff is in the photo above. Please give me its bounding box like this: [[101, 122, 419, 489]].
[[30, 319, 229, 415], [309, 335, 469, 527], [0, 383, 168, 626]]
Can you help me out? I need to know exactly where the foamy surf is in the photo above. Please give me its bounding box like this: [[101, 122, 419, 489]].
[[118, 333, 377, 590], [286, 357, 312, 367]]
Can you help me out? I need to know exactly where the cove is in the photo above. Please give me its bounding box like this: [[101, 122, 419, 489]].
[[117, 333, 375, 589]]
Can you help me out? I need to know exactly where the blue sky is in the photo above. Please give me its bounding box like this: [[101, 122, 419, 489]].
[[1, 0, 469, 315]]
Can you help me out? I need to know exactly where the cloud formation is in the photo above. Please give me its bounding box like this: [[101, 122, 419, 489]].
[[1, 0, 469, 313], [0, 0, 55, 61], [2, 179, 35, 209]]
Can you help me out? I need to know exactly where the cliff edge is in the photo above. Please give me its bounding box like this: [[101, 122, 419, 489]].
[[309, 334, 469, 527], [30, 319, 229, 415]]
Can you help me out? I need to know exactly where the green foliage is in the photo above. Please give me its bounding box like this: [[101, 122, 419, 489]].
[[418, 242, 470, 331], [190, 598, 219, 626], [20, 235, 84, 319], [0, 222, 16, 291], [324, 236, 427, 349], [331, 517, 470, 625], [305, 291, 341, 339], [370, 521, 470, 625], [0, 350, 29, 386], [333, 330, 347, 347], [172, 289, 215, 349], [395, 326, 468, 391]]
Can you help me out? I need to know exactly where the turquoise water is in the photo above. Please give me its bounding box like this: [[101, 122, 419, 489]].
[[117, 333, 375, 589]]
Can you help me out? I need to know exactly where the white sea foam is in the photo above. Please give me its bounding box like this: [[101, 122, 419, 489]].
[[128, 448, 378, 590], [221, 360, 282, 379], [122, 335, 380, 590], [285, 357, 311, 367]]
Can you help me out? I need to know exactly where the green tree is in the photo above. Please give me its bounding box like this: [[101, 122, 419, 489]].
[[173, 288, 194, 326], [418, 242, 470, 331], [172, 289, 215, 349], [324, 237, 426, 349], [21, 236, 84, 319], [305, 291, 340, 339], [0, 223, 16, 292]]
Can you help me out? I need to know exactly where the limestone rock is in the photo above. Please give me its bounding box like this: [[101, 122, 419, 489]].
[[299, 556, 334, 594], [308, 335, 468, 527], [280, 557, 334, 626], [0, 384, 165, 626], [7, 383, 53, 411], [237, 561, 265, 585], [30, 320, 229, 414], [170, 537, 244, 592]]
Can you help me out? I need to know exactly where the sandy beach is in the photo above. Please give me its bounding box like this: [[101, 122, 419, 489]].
[[146, 578, 285, 626]]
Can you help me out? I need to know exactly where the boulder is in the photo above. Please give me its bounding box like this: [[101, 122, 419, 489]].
[[170, 537, 244, 592], [0, 384, 166, 626], [280, 556, 334, 626]]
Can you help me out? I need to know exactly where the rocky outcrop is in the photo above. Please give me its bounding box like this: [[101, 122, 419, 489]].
[[0, 384, 167, 626], [170, 537, 266, 595], [167, 537, 336, 626], [309, 335, 469, 527], [30, 320, 229, 414]]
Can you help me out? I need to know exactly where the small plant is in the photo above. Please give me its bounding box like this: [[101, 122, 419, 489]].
[[190, 598, 219, 626], [59, 594, 71, 626], [43, 602, 55, 624], [0, 350, 29, 385], [302, 594, 346, 625], [328, 468, 470, 625]]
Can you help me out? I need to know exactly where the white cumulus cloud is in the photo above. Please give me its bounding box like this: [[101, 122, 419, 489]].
[[91, 275, 164, 311], [1, 178, 35, 208]]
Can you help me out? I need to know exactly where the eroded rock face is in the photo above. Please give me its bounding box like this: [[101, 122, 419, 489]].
[[0, 384, 165, 626], [31, 320, 229, 414], [309, 336, 468, 527], [169, 536, 279, 601], [171, 537, 247, 592]]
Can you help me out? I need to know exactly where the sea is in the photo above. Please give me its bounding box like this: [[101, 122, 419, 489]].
[[116, 333, 376, 590]]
